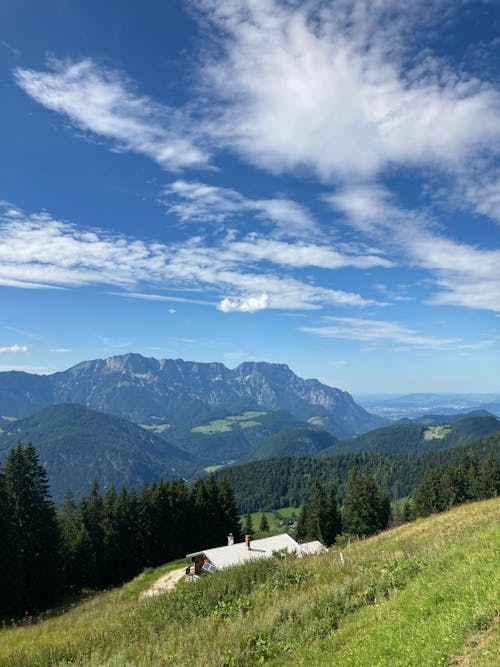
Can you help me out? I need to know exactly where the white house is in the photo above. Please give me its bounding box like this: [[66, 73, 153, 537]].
[[186, 533, 327, 574]]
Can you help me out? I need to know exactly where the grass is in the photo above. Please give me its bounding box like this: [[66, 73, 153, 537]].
[[191, 411, 267, 434], [247, 507, 300, 536], [0, 498, 498, 666], [139, 423, 170, 434], [424, 425, 451, 440]]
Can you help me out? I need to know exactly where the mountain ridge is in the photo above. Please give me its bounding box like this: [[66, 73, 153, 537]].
[[0, 353, 387, 439]]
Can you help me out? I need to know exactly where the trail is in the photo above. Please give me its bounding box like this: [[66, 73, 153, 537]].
[[140, 567, 186, 599]]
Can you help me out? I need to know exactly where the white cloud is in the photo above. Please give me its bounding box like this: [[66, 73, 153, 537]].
[[0, 344, 29, 353], [168, 308, 176, 314], [328, 183, 500, 313], [301, 317, 496, 351], [50, 348, 71, 353], [224, 236, 394, 270], [197, 0, 500, 181], [0, 205, 377, 312], [218, 293, 270, 312], [15, 58, 209, 171], [163, 179, 316, 236]]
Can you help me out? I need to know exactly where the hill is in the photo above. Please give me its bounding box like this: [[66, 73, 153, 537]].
[[0, 404, 196, 501], [247, 426, 337, 461], [1, 498, 498, 666], [220, 431, 500, 512], [319, 413, 500, 457], [165, 409, 309, 464], [0, 353, 387, 439]]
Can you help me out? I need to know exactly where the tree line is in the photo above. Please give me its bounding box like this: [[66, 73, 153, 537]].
[[0, 441, 241, 615], [413, 454, 499, 517], [218, 431, 500, 513], [295, 467, 390, 545]]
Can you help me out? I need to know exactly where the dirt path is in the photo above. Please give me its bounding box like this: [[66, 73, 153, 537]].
[[140, 567, 186, 600]]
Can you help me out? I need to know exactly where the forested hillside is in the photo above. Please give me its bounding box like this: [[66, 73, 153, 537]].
[[220, 431, 500, 512], [0, 404, 197, 500]]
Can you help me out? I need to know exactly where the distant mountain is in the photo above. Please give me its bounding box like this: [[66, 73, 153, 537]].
[[246, 427, 337, 461], [0, 353, 387, 439], [318, 414, 500, 457], [0, 404, 197, 501], [357, 393, 500, 420]]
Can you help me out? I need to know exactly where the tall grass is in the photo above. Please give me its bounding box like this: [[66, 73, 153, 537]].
[[0, 498, 498, 666]]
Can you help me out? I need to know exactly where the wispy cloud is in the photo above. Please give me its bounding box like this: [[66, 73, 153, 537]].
[[4, 326, 41, 340], [50, 348, 71, 353], [0, 344, 29, 353], [196, 0, 500, 181], [0, 205, 378, 312], [15, 58, 209, 171], [328, 183, 500, 313], [300, 317, 496, 351], [162, 180, 317, 237]]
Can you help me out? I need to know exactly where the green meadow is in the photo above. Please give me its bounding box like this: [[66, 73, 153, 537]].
[[1, 498, 498, 666]]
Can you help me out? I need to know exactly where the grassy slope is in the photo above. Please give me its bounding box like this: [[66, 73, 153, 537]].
[[0, 499, 498, 666]]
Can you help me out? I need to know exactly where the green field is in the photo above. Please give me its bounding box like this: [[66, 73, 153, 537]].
[[424, 424, 451, 440], [248, 506, 300, 535], [140, 423, 170, 434], [191, 411, 267, 434], [0, 498, 498, 666]]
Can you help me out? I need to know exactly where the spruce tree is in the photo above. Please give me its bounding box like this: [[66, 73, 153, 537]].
[[79, 480, 105, 587], [0, 466, 23, 612], [342, 467, 388, 537], [259, 512, 270, 533], [59, 490, 95, 592], [480, 457, 499, 498], [323, 486, 342, 546], [3, 441, 62, 611], [242, 513, 255, 538]]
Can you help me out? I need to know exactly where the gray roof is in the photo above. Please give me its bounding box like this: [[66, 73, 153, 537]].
[[186, 533, 300, 570], [296, 540, 328, 556]]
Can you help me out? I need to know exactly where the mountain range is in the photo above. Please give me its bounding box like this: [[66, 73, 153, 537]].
[[0, 353, 386, 438]]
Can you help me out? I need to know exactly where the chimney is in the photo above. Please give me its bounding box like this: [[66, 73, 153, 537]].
[[227, 533, 234, 546], [245, 534, 251, 550]]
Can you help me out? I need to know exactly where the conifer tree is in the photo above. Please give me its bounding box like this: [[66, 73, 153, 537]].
[[259, 512, 270, 533], [217, 475, 243, 543], [0, 466, 23, 612], [242, 513, 255, 538], [59, 490, 95, 591], [480, 457, 499, 498], [323, 485, 342, 546], [3, 441, 62, 610], [79, 480, 105, 587], [342, 467, 389, 537], [414, 469, 445, 517]]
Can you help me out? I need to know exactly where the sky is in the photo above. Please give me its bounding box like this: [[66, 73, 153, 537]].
[[1, 0, 500, 394]]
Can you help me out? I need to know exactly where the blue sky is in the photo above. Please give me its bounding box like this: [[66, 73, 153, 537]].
[[1, 0, 500, 394]]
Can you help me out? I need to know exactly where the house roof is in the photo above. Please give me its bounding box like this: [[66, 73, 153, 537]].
[[186, 533, 300, 570], [296, 540, 328, 556]]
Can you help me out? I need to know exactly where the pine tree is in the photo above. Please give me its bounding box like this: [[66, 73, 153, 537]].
[[242, 513, 255, 538], [79, 480, 105, 587], [3, 441, 62, 611], [414, 469, 445, 517], [342, 467, 388, 537], [323, 486, 342, 546], [0, 466, 23, 612], [217, 475, 243, 543], [259, 512, 270, 533], [480, 457, 499, 498], [58, 490, 95, 592]]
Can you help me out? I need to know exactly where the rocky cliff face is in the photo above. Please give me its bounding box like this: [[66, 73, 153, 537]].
[[0, 353, 386, 438]]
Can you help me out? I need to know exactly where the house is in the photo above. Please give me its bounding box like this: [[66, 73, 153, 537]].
[[186, 533, 327, 574]]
